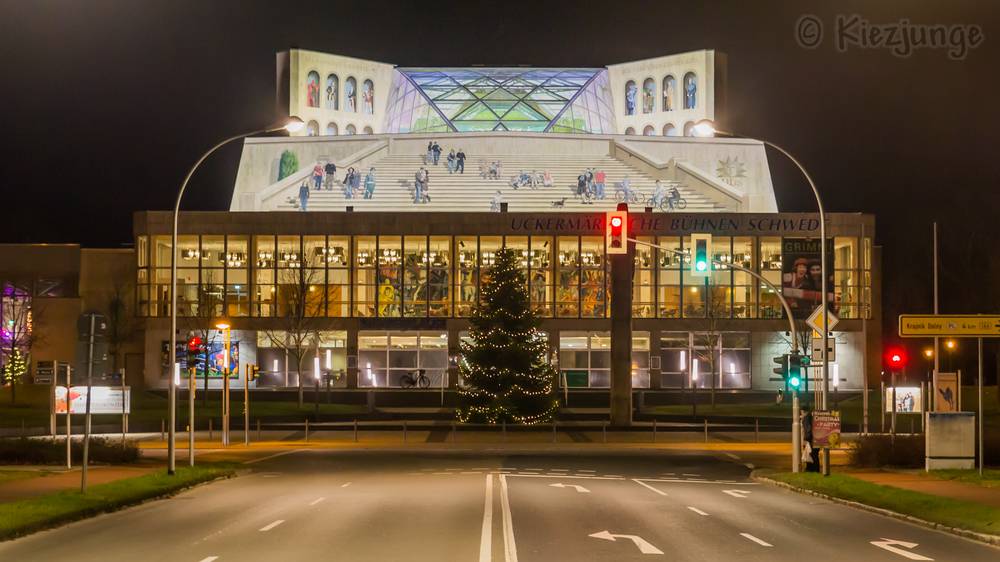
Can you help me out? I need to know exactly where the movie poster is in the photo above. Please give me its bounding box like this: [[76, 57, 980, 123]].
[[781, 238, 835, 318], [161, 341, 239, 378]]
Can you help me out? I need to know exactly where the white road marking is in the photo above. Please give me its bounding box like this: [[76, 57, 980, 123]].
[[508, 473, 625, 480], [744, 463, 755, 470], [309, 497, 326, 506], [682, 473, 701, 477], [198, 557, 219, 562], [687, 506, 709, 516], [432, 472, 452, 475], [577, 469, 597, 473], [499, 474, 519, 562], [243, 448, 306, 465], [479, 474, 493, 562], [605, 474, 624, 478], [589, 530, 664, 555], [549, 482, 591, 493], [723, 489, 752, 498], [462, 471, 483, 475], [260, 473, 282, 478], [740, 533, 772, 547], [525, 468, 546, 471], [638, 478, 758, 485], [870, 539, 934, 560], [341, 482, 352, 488], [549, 468, 569, 472], [258, 519, 285, 532], [724, 453, 741, 460], [632, 479, 668, 496]]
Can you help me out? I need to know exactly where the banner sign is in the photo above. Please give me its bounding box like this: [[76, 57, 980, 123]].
[[884, 386, 922, 413], [54, 386, 130, 414], [932, 373, 959, 412], [161, 341, 239, 378], [781, 238, 835, 318], [811, 410, 841, 447]]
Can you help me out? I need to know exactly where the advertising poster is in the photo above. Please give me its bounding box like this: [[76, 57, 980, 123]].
[[162, 341, 239, 378], [811, 410, 841, 447], [55, 386, 130, 414], [932, 373, 958, 412], [781, 238, 835, 318], [884, 386, 923, 413]]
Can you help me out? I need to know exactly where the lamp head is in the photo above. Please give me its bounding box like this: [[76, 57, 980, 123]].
[[283, 116, 305, 133], [215, 321, 230, 330], [692, 120, 716, 137]]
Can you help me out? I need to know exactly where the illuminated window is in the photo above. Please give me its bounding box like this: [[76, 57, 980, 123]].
[[662, 75, 676, 111], [325, 74, 339, 110], [683, 72, 697, 109], [642, 78, 655, 114], [305, 70, 320, 108], [345, 77, 357, 112]]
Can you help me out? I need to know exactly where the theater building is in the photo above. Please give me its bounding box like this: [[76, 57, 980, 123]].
[[121, 48, 881, 400]]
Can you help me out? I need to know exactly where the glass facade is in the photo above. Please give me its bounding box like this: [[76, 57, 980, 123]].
[[383, 68, 614, 134], [137, 234, 873, 321], [659, 331, 752, 390], [358, 331, 448, 388]]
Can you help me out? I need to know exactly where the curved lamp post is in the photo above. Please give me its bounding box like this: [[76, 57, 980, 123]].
[[168, 117, 304, 474], [691, 120, 830, 410]]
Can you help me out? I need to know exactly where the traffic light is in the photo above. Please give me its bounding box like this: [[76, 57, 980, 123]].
[[606, 209, 627, 254], [773, 353, 805, 392], [249, 364, 260, 382], [690, 233, 712, 277], [773, 354, 788, 378], [186, 335, 202, 368], [885, 347, 908, 370]]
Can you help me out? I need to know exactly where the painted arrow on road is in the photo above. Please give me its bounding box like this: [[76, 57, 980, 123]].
[[722, 489, 752, 498], [589, 530, 663, 554], [870, 538, 934, 560], [549, 483, 590, 493]]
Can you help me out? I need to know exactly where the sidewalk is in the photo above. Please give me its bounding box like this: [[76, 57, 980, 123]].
[[0, 465, 158, 503], [848, 470, 1000, 508]]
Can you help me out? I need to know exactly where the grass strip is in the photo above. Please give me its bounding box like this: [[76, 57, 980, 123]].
[[923, 469, 1000, 488], [0, 463, 237, 541], [763, 471, 1000, 537]]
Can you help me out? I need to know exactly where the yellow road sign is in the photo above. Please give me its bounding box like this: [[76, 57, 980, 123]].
[[899, 315, 1000, 337]]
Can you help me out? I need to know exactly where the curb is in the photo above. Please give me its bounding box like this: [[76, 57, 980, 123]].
[[751, 471, 1000, 548]]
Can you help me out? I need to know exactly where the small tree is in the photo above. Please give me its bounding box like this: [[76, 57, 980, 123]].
[[692, 281, 730, 408], [105, 277, 139, 377], [278, 150, 299, 181], [1, 284, 41, 404], [457, 248, 558, 424], [264, 263, 323, 408], [181, 270, 224, 406]]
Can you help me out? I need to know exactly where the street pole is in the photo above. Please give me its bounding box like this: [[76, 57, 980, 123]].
[[65, 365, 71, 469], [81, 313, 95, 492], [609, 218, 634, 427], [792, 392, 801, 473], [223, 327, 230, 446], [244, 364, 250, 446], [978, 338, 984, 476], [167, 122, 297, 474], [188, 367, 195, 466]]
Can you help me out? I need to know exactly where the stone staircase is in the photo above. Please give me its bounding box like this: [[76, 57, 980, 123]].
[[275, 153, 722, 213]]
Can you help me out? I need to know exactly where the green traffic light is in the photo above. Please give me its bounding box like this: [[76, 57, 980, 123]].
[[788, 375, 801, 389], [696, 260, 707, 271]]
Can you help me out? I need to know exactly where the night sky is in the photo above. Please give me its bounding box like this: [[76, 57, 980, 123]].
[[2, 0, 998, 372]]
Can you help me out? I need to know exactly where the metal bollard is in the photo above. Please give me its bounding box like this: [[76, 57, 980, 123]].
[[161, 419, 165, 441], [552, 422, 557, 443], [403, 420, 407, 443], [653, 419, 657, 443], [304, 418, 309, 442], [502, 420, 507, 442], [704, 419, 708, 443], [451, 422, 457, 443], [353, 419, 358, 442], [603, 421, 607, 443], [21, 419, 25, 438], [755, 418, 759, 443], [209, 418, 213, 440], [257, 418, 261, 441]]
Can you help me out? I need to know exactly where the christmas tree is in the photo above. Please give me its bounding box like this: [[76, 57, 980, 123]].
[[457, 247, 558, 424]]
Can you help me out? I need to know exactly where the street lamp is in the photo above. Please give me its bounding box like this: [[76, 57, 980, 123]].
[[692, 120, 831, 411], [944, 339, 957, 370], [167, 117, 302, 475], [215, 321, 231, 447]]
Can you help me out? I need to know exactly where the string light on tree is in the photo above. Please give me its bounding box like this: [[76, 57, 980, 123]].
[[456, 247, 558, 425]]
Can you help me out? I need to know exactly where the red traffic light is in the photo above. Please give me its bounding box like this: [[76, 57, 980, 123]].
[[885, 347, 908, 369], [610, 216, 622, 228], [187, 336, 203, 351]]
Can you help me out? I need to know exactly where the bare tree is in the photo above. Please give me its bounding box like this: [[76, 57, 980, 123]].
[[1, 283, 43, 404], [181, 270, 224, 406], [692, 283, 730, 408], [263, 262, 324, 408], [105, 277, 139, 377]]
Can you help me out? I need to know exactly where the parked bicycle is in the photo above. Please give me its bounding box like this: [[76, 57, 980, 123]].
[[615, 189, 642, 204], [400, 368, 430, 389], [646, 194, 688, 211]]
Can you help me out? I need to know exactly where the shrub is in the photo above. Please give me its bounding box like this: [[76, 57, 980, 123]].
[[278, 150, 299, 181], [849, 434, 924, 468], [0, 437, 140, 465]]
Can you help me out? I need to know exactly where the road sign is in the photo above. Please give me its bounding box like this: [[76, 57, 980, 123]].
[[811, 336, 836, 363], [898, 314, 1000, 337], [588, 531, 663, 555], [806, 306, 839, 334]]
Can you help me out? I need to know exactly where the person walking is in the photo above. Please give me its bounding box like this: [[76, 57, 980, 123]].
[[456, 149, 466, 174], [312, 162, 324, 190], [324, 161, 337, 190], [364, 167, 376, 199], [351, 166, 361, 195], [432, 141, 442, 165], [490, 190, 503, 212], [413, 168, 423, 203], [594, 169, 606, 199], [344, 167, 356, 198], [298, 181, 310, 211], [421, 167, 430, 202], [447, 149, 456, 173], [425, 142, 434, 165]]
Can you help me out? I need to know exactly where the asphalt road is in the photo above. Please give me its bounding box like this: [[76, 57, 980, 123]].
[[0, 450, 995, 561]]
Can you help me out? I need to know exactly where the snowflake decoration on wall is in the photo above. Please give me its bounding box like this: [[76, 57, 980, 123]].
[[716, 156, 747, 187]]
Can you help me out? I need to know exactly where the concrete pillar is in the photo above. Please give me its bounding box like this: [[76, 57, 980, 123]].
[[610, 242, 634, 427]]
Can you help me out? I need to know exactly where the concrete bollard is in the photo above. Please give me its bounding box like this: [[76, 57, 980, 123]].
[[304, 418, 309, 442], [704, 419, 708, 443]]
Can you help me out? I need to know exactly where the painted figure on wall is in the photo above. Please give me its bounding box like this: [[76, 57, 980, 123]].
[[362, 80, 374, 115], [662, 75, 675, 111], [306, 120, 319, 137], [306, 71, 321, 108], [345, 77, 357, 112], [684, 73, 697, 109], [642, 78, 655, 114], [625, 81, 637, 115], [325, 74, 339, 110]]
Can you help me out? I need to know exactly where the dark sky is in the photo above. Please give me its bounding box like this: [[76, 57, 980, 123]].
[[2, 0, 998, 369]]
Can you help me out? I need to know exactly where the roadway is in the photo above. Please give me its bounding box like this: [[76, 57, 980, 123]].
[[0, 449, 995, 561]]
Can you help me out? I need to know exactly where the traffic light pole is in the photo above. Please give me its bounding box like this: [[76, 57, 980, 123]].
[[188, 367, 195, 466], [792, 392, 801, 473], [244, 364, 250, 446], [609, 239, 634, 427]]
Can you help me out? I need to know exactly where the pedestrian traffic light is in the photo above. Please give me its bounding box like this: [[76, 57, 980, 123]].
[[885, 347, 908, 370], [690, 233, 712, 277], [606, 209, 627, 254]]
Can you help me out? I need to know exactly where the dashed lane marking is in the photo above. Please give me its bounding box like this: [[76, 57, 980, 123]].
[[740, 533, 773, 547], [341, 482, 352, 488], [309, 497, 325, 506], [243, 449, 307, 465], [258, 520, 285, 532], [724, 453, 741, 460], [687, 506, 709, 516], [633, 479, 668, 496], [198, 557, 219, 562]]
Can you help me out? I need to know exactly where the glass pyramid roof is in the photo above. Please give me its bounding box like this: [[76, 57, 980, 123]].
[[383, 68, 614, 134]]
